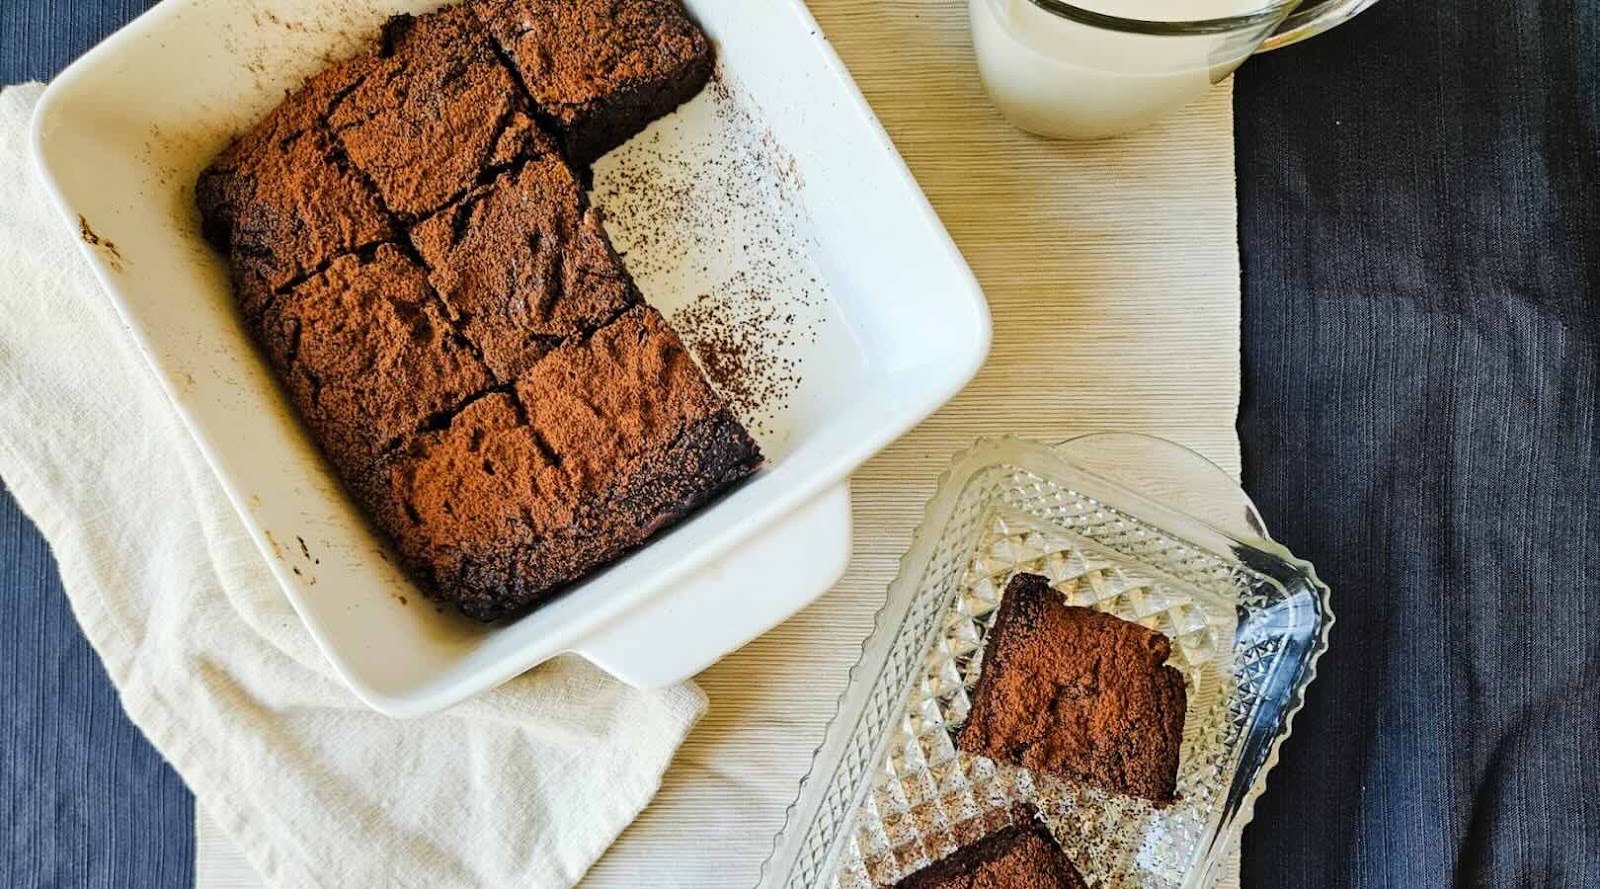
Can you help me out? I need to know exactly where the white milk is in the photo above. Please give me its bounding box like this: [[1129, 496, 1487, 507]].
[[970, 0, 1288, 139]]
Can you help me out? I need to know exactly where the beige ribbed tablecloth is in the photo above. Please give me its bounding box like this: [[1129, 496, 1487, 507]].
[[194, 0, 1243, 886]]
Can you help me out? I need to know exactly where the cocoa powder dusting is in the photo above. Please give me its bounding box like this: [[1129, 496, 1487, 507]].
[[671, 283, 804, 433], [592, 67, 826, 441]]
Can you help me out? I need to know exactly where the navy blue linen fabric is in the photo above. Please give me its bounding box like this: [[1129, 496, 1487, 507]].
[[3, 8, 190, 889], [1234, 0, 1600, 887], [0, 0, 154, 84], [4, 0, 1600, 887], [1, 486, 193, 888]]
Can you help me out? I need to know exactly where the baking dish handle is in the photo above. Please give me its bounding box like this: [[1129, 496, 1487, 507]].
[[570, 483, 853, 688]]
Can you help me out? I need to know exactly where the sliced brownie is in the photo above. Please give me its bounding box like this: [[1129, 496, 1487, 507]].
[[408, 153, 638, 383], [195, 64, 395, 301], [365, 304, 760, 620], [198, 0, 757, 622], [895, 810, 1086, 889], [328, 8, 555, 220], [470, 0, 714, 165], [355, 389, 572, 617], [256, 245, 491, 478], [956, 573, 1187, 803]]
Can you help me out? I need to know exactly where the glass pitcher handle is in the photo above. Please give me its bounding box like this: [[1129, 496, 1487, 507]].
[[1257, 0, 1381, 51]]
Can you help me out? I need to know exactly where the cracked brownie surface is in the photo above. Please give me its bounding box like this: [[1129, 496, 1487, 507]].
[[471, 0, 714, 165], [409, 152, 638, 384], [956, 573, 1188, 802], [195, 65, 395, 297], [365, 305, 759, 620], [255, 245, 492, 478], [328, 7, 553, 220]]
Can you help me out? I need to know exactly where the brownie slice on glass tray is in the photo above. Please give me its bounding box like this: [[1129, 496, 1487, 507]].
[[956, 572, 1188, 803], [894, 807, 1086, 889]]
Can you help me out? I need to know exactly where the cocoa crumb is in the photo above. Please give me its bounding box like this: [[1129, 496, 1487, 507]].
[[78, 215, 125, 271]]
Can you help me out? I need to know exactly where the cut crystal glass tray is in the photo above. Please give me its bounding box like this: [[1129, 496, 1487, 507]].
[[759, 434, 1332, 889]]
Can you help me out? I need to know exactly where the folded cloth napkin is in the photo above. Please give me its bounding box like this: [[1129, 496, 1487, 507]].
[[0, 82, 704, 889]]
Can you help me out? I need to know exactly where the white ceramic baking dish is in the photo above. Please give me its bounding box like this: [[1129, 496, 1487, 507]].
[[31, 0, 990, 716]]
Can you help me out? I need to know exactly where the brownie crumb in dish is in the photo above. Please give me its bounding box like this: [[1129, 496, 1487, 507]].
[[408, 152, 639, 384], [956, 573, 1188, 803], [363, 305, 761, 621], [470, 0, 714, 166], [894, 806, 1087, 889], [327, 6, 553, 220]]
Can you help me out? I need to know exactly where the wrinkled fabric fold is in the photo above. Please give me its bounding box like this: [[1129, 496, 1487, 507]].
[[1235, 1, 1600, 884]]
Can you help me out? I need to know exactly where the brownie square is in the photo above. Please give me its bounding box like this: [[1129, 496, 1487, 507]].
[[895, 811, 1086, 889], [328, 8, 557, 220], [408, 153, 638, 383], [470, 0, 714, 165], [366, 304, 760, 619], [355, 389, 568, 618], [256, 244, 491, 477], [956, 573, 1188, 802], [196, 64, 395, 295]]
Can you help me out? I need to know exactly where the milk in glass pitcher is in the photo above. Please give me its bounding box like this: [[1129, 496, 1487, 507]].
[[970, 0, 1378, 138]]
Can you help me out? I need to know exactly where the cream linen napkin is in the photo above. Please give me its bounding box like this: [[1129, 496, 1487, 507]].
[[0, 82, 704, 889]]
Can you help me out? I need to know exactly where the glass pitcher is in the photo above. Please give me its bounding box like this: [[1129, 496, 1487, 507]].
[[971, 0, 1379, 139]]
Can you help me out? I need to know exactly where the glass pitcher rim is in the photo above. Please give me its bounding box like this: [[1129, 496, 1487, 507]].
[[1018, 0, 1304, 36]]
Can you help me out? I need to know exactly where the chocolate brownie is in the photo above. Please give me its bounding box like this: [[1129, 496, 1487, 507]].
[[255, 245, 492, 477], [470, 0, 714, 165], [364, 305, 761, 619], [195, 64, 395, 298], [409, 153, 638, 383], [328, 8, 555, 220], [956, 573, 1187, 803], [895, 810, 1086, 889], [198, 1, 754, 621]]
